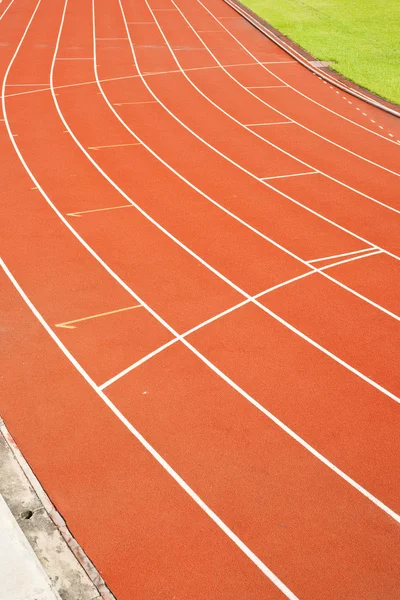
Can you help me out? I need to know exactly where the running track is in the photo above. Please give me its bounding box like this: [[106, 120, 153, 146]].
[[1, 0, 400, 598]]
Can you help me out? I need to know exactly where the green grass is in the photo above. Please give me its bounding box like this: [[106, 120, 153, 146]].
[[241, 0, 400, 105]]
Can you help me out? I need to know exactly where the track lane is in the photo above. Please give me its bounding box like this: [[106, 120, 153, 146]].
[[1, 266, 291, 600], [184, 300, 400, 513], [106, 339, 400, 600], [271, 173, 400, 259]]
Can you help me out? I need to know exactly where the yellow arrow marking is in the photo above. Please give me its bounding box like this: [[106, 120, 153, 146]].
[[88, 142, 141, 150], [55, 304, 142, 329], [67, 204, 133, 217]]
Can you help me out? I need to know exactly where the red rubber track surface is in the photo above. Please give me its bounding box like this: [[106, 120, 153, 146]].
[[1, 0, 400, 598]]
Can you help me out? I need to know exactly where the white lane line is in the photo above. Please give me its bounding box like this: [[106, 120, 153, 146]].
[[260, 61, 295, 65], [220, 0, 400, 147], [1, 258, 299, 600], [88, 142, 140, 149], [67, 204, 133, 217], [261, 171, 317, 181], [100, 270, 314, 389], [152, 0, 400, 224], [198, 1, 400, 170], [309, 247, 378, 263], [55, 304, 142, 329]]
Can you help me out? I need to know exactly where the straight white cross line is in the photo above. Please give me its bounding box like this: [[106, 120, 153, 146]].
[[112, 0, 400, 326], [309, 250, 382, 271]]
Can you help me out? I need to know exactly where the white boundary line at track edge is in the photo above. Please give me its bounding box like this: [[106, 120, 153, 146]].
[[0, 258, 298, 600], [2, 0, 400, 538], [219, 0, 400, 143]]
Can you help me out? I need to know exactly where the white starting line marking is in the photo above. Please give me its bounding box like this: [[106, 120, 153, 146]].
[[55, 304, 142, 329]]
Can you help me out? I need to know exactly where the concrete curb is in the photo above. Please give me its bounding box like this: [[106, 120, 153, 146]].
[[0, 418, 116, 600], [0, 494, 61, 600]]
